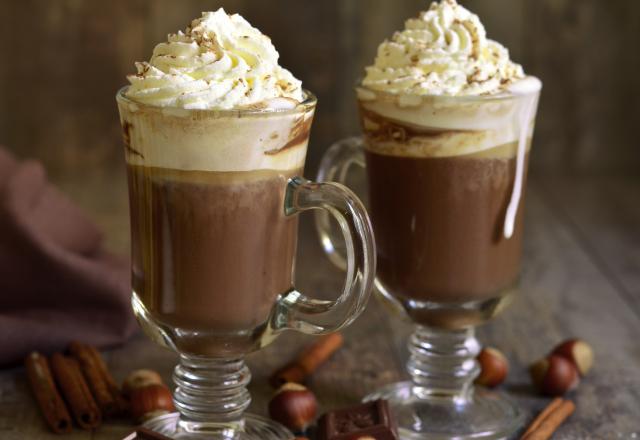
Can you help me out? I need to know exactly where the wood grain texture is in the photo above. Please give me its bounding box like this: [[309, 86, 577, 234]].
[[535, 176, 640, 317], [522, 0, 640, 175], [0, 177, 639, 439], [480, 181, 640, 438], [0, 0, 638, 179]]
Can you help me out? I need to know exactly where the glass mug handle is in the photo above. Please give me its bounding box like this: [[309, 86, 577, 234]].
[[272, 174, 375, 335], [315, 137, 366, 271]]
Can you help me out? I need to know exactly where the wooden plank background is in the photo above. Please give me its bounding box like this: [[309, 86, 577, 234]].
[[0, 0, 639, 180]]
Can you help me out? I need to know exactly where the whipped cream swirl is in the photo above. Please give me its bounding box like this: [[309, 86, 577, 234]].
[[126, 9, 303, 110], [363, 0, 525, 96]]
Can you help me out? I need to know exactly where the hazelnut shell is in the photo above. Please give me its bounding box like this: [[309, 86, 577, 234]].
[[130, 384, 175, 423], [268, 383, 317, 431], [122, 369, 164, 397], [475, 347, 509, 388], [551, 339, 594, 376], [530, 355, 579, 396]]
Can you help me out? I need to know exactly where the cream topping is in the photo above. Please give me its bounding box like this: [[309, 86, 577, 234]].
[[125, 9, 303, 109], [363, 0, 525, 96]]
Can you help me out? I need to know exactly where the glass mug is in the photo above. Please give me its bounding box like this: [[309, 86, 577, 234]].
[[317, 82, 541, 439], [116, 88, 375, 440]]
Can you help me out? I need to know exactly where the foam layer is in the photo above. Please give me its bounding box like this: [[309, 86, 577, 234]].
[[117, 98, 314, 172], [357, 77, 541, 158]]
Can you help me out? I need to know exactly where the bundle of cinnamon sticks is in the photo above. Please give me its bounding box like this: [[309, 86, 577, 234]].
[[25, 341, 125, 433]]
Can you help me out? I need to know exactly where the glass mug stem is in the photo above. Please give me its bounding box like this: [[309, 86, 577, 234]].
[[407, 326, 480, 403], [173, 356, 251, 433]]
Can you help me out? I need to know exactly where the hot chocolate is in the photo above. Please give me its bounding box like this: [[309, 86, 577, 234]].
[[352, 0, 542, 327], [118, 86, 314, 355], [357, 87, 538, 326], [128, 166, 301, 333], [366, 143, 528, 304]]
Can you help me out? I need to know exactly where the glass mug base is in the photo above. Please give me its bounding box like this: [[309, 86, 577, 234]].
[[142, 412, 293, 440], [364, 382, 524, 440]]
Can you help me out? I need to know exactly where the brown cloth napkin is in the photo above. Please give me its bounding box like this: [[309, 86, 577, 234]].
[[0, 147, 137, 367]]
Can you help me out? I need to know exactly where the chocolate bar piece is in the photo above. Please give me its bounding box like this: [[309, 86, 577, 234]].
[[317, 399, 398, 440]]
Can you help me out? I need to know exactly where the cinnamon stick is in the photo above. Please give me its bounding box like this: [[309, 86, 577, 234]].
[[270, 333, 344, 387], [521, 397, 564, 437], [86, 344, 123, 400], [50, 353, 102, 429], [68, 341, 125, 416], [521, 399, 575, 440], [88, 343, 129, 413], [24, 352, 73, 434]]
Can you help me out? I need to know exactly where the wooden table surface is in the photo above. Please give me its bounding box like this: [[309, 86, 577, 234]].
[[0, 174, 639, 439]]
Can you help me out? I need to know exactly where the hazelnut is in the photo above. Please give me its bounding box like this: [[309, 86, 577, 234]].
[[475, 347, 509, 388], [130, 384, 175, 423], [122, 369, 164, 398], [268, 383, 317, 431], [551, 339, 594, 376], [529, 355, 579, 396]]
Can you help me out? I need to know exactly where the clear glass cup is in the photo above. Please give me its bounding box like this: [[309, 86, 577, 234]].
[[316, 82, 541, 439], [116, 88, 376, 440]]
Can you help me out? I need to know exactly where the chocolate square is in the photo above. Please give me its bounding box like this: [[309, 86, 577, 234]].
[[317, 399, 398, 440]]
